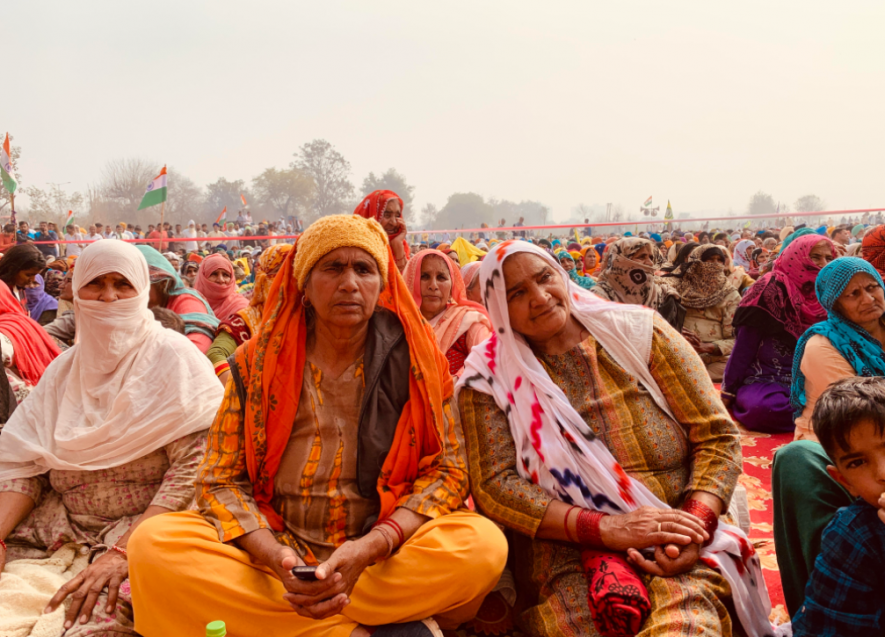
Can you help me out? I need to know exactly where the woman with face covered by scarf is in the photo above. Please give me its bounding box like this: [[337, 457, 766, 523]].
[[24, 274, 58, 325], [592, 237, 686, 331], [674, 245, 742, 381], [0, 240, 222, 635], [193, 254, 249, 323], [721, 235, 835, 433]]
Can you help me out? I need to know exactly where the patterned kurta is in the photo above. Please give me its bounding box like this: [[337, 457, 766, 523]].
[[272, 358, 379, 561], [0, 432, 207, 636], [197, 355, 469, 563], [459, 314, 743, 637]]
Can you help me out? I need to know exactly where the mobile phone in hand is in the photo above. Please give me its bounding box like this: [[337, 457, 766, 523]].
[[291, 565, 318, 581]]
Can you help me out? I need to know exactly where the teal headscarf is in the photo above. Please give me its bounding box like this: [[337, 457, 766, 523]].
[[779, 228, 816, 254], [791, 257, 885, 418], [135, 245, 219, 341], [556, 250, 596, 289]]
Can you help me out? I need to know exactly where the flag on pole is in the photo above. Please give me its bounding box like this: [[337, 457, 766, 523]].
[[1, 133, 17, 195], [664, 200, 673, 220], [240, 194, 249, 208], [137, 166, 167, 210], [65, 210, 74, 228], [215, 206, 227, 225], [643, 196, 652, 207], [744, 219, 752, 228]]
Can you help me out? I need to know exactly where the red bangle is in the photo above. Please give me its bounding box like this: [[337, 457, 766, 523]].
[[576, 510, 608, 548], [377, 519, 404, 547], [682, 499, 719, 546], [110, 545, 128, 558], [563, 506, 579, 543], [0, 538, 6, 551]]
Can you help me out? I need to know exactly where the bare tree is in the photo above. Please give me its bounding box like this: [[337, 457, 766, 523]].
[[98, 158, 158, 214], [746, 191, 777, 216], [292, 140, 354, 220], [23, 184, 85, 227]]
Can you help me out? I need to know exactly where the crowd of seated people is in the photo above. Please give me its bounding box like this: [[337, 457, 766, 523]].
[[0, 200, 883, 636]]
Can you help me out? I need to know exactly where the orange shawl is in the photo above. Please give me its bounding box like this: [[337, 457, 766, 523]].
[[234, 242, 453, 531]]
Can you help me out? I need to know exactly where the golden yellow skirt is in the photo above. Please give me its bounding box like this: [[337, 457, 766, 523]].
[[128, 510, 507, 637]]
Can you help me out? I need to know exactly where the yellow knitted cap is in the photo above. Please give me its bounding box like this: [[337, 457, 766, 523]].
[[292, 215, 390, 289]]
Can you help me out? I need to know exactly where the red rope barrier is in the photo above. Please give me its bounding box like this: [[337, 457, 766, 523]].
[[21, 207, 884, 245]]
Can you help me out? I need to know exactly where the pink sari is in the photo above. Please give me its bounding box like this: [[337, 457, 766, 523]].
[[403, 250, 492, 372]]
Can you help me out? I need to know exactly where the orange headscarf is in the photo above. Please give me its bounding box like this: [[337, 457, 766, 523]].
[[354, 189, 410, 259], [233, 232, 452, 531]]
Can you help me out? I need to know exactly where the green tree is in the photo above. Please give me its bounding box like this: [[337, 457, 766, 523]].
[[252, 167, 316, 220], [361, 168, 415, 221], [436, 193, 495, 230], [292, 139, 354, 220], [205, 178, 248, 221], [747, 191, 777, 216], [794, 194, 826, 213]]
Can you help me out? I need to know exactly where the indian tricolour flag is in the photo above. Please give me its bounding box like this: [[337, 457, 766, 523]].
[[137, 166, 167, 210], [643, 196, 652, 207], [1, 133, 17, 195], [65, 210, 75, 228]]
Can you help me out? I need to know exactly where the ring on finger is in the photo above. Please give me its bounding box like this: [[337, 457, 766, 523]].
[[657, 521, 662, 532]]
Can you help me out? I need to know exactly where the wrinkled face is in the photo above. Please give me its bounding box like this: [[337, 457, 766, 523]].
[[78, 273, 139, 302], [379, 199, 402, 235], [631, 244, 655, 267], [208, 268, 232, 285], [559, 257, 575, 271], [418, 255, 452, 321], [829, 420, 885, 508], [14, 267, 43, 289], [809, 241, 836, 269], [503, 253, 570, 344], [60, 272, 74, 302], [446, 250, 461, 266], [835, 272, 885, 326], [304, 247, 382, 331]]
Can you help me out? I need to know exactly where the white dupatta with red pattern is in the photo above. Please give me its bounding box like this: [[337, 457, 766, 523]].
[[456, 241, 780, 637]]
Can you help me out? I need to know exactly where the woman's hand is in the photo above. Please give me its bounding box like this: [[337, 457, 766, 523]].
[[626, 542, 701, 577], [281, 534, 386, 620], [44, 550, 128, 629], [599, 506, 708, 553]]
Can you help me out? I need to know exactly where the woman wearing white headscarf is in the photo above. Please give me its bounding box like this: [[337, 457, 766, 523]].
[[0, 240, 223, 635], [456, 242, 778, 637]]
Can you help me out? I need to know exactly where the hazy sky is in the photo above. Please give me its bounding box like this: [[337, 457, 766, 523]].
[[5, 1, 884, 223]]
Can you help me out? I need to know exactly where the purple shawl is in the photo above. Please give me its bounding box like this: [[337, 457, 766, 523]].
[[25, 275, 58, 321]]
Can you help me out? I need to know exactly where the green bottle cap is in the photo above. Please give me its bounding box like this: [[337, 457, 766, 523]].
[[206, 620, 226, 637]]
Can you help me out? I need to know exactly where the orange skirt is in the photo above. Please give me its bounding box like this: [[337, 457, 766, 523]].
[[128, 510, 507, 637]]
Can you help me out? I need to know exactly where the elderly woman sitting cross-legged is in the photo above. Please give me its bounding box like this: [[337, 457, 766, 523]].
[[457, 241, 777, 637], [128, 215, 507, 637]]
